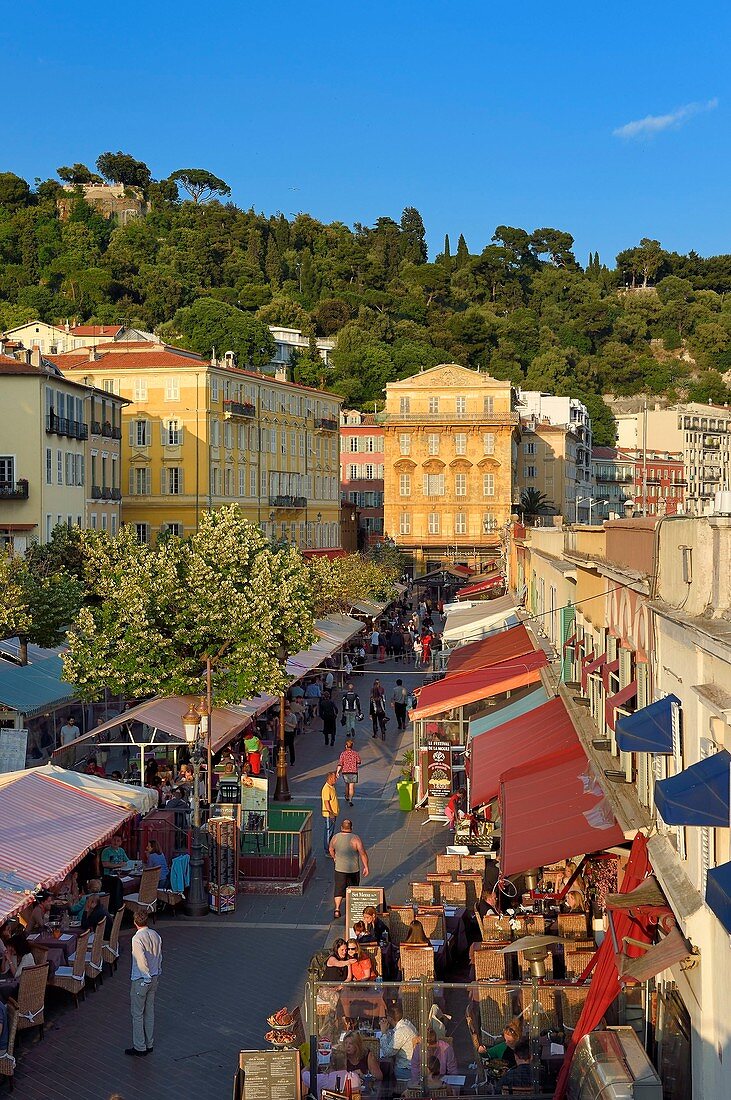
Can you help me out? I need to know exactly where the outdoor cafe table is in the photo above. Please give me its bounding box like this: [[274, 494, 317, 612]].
[[28, 929, 79, 969], [338, 986, 387, 1021]]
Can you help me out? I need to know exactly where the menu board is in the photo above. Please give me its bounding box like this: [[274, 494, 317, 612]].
[[0, 728, 28, 773], [236, 1050, 301, 1100], [345, 885, 385, 937], [426, 739, 453, 820], [241, 775, 269, 833]]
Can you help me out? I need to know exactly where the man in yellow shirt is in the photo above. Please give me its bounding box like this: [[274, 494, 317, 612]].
[[321, 770, 339, 854]]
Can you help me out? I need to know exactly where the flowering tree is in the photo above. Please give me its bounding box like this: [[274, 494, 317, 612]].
[[308, 553, 399, 617], [0, 550, 83, 663], [63, 507, 316, 703]]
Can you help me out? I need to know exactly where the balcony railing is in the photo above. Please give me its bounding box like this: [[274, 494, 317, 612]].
[[101, 422, 122, 439], [92, 486, 122, 501], [314, 417, 338, 431], [111, 487, 122, 500], [46, 413, 88, 440], [0, 479, 29, 501], [91, 485, 102, 499], [384, 411, 520, 425], [268, 495, 307, 509], [595, 473, 632, 483], [224, 400, 256, 418]]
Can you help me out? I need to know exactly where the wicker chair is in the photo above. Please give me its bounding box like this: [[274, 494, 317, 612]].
[[78, 918, 106, 990], [435, 854, 461, 875], [481, 914, 513, 940], [15, 963, 49, 1040], [426, 872, 453, 884], [520, 985, 559, 1031], [564, 950, 596, 981], [516, 914, 546, 936], [102, 908, 124, 974], [560, 987, 589, 1031], [29, 944, 48, 967], [400, 944, 434, 981], [456, 872, 483, 908], [411, 882, 436, 905], [49, 929, 90, 1007], [477, 984, 515, 1040], [473, 945, 508, 981], [564, 938, 596, 953], [398, 984, 423, 1033], [0, 1007, 18, 1088], [359, 944, 383, 977], [416, 906, 446, 942], [123, 866, 161, 918], [439, 881, 467, 907], [387, 905, 415, 946], [460, 854, 487, 876], [157, 886, 185, 916], [557, 912, 589, 940]]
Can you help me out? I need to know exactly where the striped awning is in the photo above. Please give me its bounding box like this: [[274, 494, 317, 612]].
[[0, 770, 135, 922]]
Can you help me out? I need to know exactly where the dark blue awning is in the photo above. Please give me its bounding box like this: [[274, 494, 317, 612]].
[[616, 694, 680, 755], [707, 861, 731, 935], [655, 749, 731, 828]]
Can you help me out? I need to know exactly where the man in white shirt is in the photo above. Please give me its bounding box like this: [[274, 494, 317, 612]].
[[126, 911, 163, 1056], [379, 1002, 418, 1082]]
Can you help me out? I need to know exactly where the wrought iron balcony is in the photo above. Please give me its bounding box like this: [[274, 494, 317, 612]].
[[314, 417, 338, 431], [101, 422, 122, 439], [46, 413, 88, 440], [91, 485, 102, 499], [224, 400, 256, 418], [268, 495, 307, 509], [111, 488, 122, 500], [0, 479, 29, 501]]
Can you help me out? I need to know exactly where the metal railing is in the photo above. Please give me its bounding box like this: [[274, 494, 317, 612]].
[[315, 417, 338, 431], [0, 480, 29, 500], [46, 413, 89, 440], [240, 807, 312, 879], [269, 494, 307, 509], [383, 411, 520, 425], [225, 400, 256, 418]]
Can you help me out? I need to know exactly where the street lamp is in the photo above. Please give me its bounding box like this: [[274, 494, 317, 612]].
[[182, 701, 209, 917], [273, 646, 291, 803], [575, 496, 608, 524], [316, 511, 322, 549]]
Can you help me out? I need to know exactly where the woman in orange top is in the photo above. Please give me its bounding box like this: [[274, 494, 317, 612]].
[[346, 939, 377, 981]]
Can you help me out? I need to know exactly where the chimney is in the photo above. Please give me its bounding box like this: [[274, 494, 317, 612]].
[[65, 318, 70, 333], [88, 346, 97, 363], [30, 345, 42, 368]]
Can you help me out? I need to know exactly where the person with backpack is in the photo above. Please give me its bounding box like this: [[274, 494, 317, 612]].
[[341, 682, 362, 735]]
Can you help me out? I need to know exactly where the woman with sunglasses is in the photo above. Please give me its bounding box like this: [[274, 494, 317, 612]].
[[346, 939, 377, 981], [322, 938, 353, 982]]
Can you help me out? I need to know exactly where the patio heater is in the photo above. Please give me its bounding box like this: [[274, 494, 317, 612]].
[[182, 701, 209, 917], [502, 934, 565, 1093]]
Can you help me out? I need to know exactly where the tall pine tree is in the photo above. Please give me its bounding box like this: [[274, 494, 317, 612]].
[[455, 233, 469, 269], [400, 207, 428, 264]]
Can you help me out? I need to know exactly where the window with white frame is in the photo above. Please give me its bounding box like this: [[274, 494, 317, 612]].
[[165, 418, 183, 446], [131, 419, 150, 447], [211, 377, 219, 402], [46, 448, 52, 484], [56, 450, 63, 484], [0, 456, 14, 488], [455, 396, 466, 416], [135, 523, 150, 544], [364, 436, 375, 453], [164, 377, 179, 401], [429, 397, 439, 414], [399, 433, 411, 455], [349, 436, 359, 452], [399, 473, 411, 496], [399, 396, 410, 415], [250, 467, 257, 496], [454, 433, 467, 455], [348, 464, 358, 481], [484, 396, 494, 415], [483, 433, 495, 454], [423, 473, 445, 496], [427, 434, 440, 455], [210, 419, 220, 447], [428, 512, 440, 534], [483, 473, 495, 496], [133, 378, 147, 402], [524, 465, 537, 479], [399, 512, 411, 534], [455, 472, 467, 496], [239, 468, 245, 497], [161, 467, 182, 495], [482, 512, 497, 532], [364, 464, 375, 479], [524, 441, 536, 454], [132, 467, 151, 495], [455, 512, 467, 534]]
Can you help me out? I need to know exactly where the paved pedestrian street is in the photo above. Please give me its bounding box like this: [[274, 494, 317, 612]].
[[13, 656, 445, 1100]]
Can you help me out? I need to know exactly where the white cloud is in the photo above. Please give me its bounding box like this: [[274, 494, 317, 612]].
[[613, 97, 718, 139]]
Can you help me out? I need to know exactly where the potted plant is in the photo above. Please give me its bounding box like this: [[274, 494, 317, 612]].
[[397, 749, 417, 811]]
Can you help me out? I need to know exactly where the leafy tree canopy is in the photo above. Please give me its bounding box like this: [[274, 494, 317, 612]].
[[168, 168, 231, 203], [160, 297, 275, 368], [95, 151, 151, 192]]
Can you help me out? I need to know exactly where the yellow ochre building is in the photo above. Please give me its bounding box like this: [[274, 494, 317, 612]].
[[53, 342, 342, 547]]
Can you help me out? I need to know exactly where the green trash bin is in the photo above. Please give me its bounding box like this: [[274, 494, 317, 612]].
[[397, 779, 416, 811]]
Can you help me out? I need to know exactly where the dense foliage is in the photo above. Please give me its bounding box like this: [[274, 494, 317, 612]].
[[2, 157, 731, 446]]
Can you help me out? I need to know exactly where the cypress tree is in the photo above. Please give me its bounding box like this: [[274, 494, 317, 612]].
[[455, 233, 469, 269], [444, 233, 451, 258]]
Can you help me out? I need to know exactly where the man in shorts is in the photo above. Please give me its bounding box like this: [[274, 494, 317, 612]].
[[328, 818, 369, 920]]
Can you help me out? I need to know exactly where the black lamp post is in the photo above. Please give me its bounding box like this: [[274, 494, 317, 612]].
[[182, 702, 209, 917]]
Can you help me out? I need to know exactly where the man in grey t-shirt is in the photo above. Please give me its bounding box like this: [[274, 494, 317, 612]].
[[328, 819, 369, 920]]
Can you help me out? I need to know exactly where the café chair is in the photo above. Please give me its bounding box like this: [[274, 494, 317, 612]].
[[49, 929, 90, 1007], [473, 945, 508, 981], [387, 905, 415, 946], [0, 1007, 18, 1088], [481, 915, 513, 941], [436, 854, 461, 875], [457, 872, 484, 907], [564, 938, 596, 953], [412, 882, 436, 905], [416, 906, 446, 943], [440, 880, 467, 907], [559, 987, 589, 1031], [557, 912, 589, 940], [460, 854, 487, 876], [157, 885, 185, 916], [564, 950, 596, 981], [426, 872, 454, 887], [74, 918, 106, 991], [477, 984, 514, 1041], [102, 908, 125, 974], [29, 944, 49, 967], [517, 948, 553, 981], [400, 944, 435, 981], [520, 985, 559, 1032], [14, 963, 49, 1041], [123, 865, 161, 919], [359, 944, 383, 977]]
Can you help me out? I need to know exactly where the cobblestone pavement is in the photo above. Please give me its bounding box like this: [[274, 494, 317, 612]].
[[13, 653, 446, 1099]]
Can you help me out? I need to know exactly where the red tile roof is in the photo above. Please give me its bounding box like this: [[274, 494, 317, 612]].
[[69, 325, 123, 337], [0, 355, 43, 374]]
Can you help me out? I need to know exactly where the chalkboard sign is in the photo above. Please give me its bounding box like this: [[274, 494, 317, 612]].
[[345, 885, 385, 937], [236, 1049, 301, 1100], [0, 729, 27, 774]]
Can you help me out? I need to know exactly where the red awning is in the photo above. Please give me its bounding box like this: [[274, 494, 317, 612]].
[[605, 681, 638, 732], [499, 743, 625, 876], [412, 649, 548, 720], [301, 548, 347, 559], [456, 575, 505, 599], [446, 624, 535, 677], [0, 771, 136, 922], [470, 696, 578, 807], [563, 632, 577, 651], [602, 658, 620, 691], [581, 652, 606, 692]]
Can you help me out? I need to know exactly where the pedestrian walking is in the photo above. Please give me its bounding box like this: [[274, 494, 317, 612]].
[[321, 770, 339, 853], [391, 678, 409, 731], [336, 738, 362, 806], [413, 636, 423, 668], [283, 703, 298, 765], [377, 630, 387, 663], [341, 682, 362, 736], [370, 627, 380, 659], [319, 689, 339, 747], [329, 818, 369, 920], [125, 911, 162, 1057], [370, 681, 388, 740]]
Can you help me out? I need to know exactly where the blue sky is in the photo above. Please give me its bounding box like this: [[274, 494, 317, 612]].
[[5, 1, 730, 264]]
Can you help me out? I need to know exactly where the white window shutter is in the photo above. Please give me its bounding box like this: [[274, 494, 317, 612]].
[[161, 470, 167, 495], [129, 468, 135, 495]]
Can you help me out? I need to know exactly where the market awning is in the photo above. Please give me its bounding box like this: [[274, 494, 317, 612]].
[[499, 743, 625, 877], [456, 575, 505, 599], [602, 659, 619, 691], [470, 696, 578, 808], [706, 860, 731, 935], [412, 649, 548, 721], [617, 926, 691, 983], [654, 749, 731, 828], [0, 652, 76, 718], [442, 595, 518, 644], [581, 652, 606, 692], [616, 695, 680, 755], [605, 681, 638, 732], [0, 770, 138, 922], [0, 764, 157, 815], [446, 624, 536, 677], [469, 685, 548, 738], [350, 598, 385, 619]]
